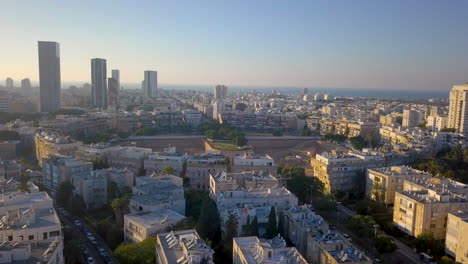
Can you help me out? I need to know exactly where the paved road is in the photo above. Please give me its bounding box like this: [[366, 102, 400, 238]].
[[125, 135, 321, 140], [57, 208, 118, 264], [335, 203, 423, 264]]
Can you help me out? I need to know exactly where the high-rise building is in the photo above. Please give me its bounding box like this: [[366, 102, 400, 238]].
[[5, 78, 13, 88], [111, 69, 120, 88], [214, 84, 228, 100], [108, 77, 119, 108], [38, 41, 61, 112], [20, 78, 31, 90], [448, 83, 468, 134], [402, 109, 421, 127], [302, 87, 309, 95], [91, 58, 108, 108], [143, 70, 158, 98]]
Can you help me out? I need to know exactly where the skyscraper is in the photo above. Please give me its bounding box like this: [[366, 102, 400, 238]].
[[108, 77, 119, 108], [5, 78, 13, 88], [214, 85, 228, 100], [38, 41, 61, 112], [111, 69, 120, 89], [21, 78, 31, 90], [143, 70, 158, 98], [448, 83, 468, 134], [91, 58, 107, 108]]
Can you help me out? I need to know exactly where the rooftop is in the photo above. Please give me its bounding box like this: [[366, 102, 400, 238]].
[[125, 209, 185, 229]]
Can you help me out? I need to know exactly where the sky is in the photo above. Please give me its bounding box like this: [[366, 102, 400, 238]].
[[1, 0, 468, 91]]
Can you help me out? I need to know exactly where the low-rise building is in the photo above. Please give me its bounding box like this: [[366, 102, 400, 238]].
[[393, 177, 468, 239], [0, 140, 20, 160], [124, 209, 186, 243], [35, 131, 81, 167], [104, 146, 152, 175], [156, 229, 214, 264], [366, 166, 432, 205], [231, 153, 277, 175], [186, 153, 227, 191], [42, 155, 92, 195], [209, 171, 278, 196], [144, 147, 187, 177], [233, 235, 307, 264], [0, 160, 21, 180], [130, 174, 185, 215], [445, 211, 468, 263], [320, 243, 372, 264], [0, 238, 63, 264], [71, 170, 107, 209]]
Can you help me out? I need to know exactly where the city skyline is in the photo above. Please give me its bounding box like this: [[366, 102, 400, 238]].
[[1, 0, 468, 91]]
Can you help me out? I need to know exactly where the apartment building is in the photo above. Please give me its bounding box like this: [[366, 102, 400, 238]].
[[319, 243, 372, 264], [71, 170, 107, 209], [219, 205, 272, 236], [445, 211, 468, 263], [124, 209, 185, 243], [393, 177, 468, 239], [366, 166, 432, 205], [42, 155, 92, 194], [231, 153, 277, 175], [35, 131, 82, 167], [186, 153, 227, 191], [0, 160, 21, 180], [0, 140, 20, 160], [0, 189, 62, 249], [311, 150, 386, 193], [104, 146, 152, 175], [402, 109, 422, 127], [233, 236, 307, 264], [209, 171, 278, 196], [448, 83, 468, 134], [144, 147, 187, 177], [156, 229, 214, 264], [130, 174, 185, 215], [0, 238, 63, 264]]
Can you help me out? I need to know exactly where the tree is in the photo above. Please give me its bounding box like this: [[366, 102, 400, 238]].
[[440, 127, 456, 132], [114, 237, 157, 264], [222, 213, 238, 260], [56, 181, 74, 209], [439, 256, 456, 264], [313, 195, 337, 211], [346, 215, 377, 237], [265, 206, 278, 239], [374, 235, 397, 253], [350, 136, 368, 151], [414, 232, 445, 256], [161, 166, 175, 175], [111, 192, 132, 227], [272, 130, 283, 136], [243, 214, 251, 236], [277, 212, 285, 237], [352, 170, 367, 198], [287, 176, 324, 204], [250, 216, 259, 237], [92, 157, 109, 170], [196, 198, 221, 243], [63, 239, 82, 264]]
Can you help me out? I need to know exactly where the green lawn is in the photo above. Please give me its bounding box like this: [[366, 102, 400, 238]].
[[211, 141, 251, 151]]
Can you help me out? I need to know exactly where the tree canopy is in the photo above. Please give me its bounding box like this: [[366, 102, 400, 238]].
[[287, 175, 324, 204], [264, 206, 278, 239], [161, 166, 175, 175], [114, 237, 157, 264]]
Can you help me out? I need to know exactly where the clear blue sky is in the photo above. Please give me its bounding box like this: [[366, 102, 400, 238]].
[[1, 0, 468, 90]]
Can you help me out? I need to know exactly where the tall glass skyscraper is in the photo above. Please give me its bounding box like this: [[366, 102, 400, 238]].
[[38, 41, 61, 112], [143, 70, 158, 98], [91, 58, 108, 108]]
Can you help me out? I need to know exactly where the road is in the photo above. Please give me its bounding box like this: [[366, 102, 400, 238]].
[[334, 203, 423, 264], [125, 135, 321, 140], [57, 208, 118, 264]]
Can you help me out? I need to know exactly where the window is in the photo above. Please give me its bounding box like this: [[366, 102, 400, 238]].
[[7, 236, 12, 241], [28, 235, 34, 240], [50, 231, 60, 237], [19, 235, 23, 241]]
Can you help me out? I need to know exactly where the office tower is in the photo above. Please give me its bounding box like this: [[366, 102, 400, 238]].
[[5, 78, 13, 88], [112, 69, 120, 88], [21, 78, 31, 89], [402, 109, 421, 127], [302, 87, 309, 95], [38, 41, 61, 112], [448, 83, 468, 134], [91, 58, 108, 108], [143, 70, 158, 98], [108, 77, 119, 107], [214, 85, 228, 100]]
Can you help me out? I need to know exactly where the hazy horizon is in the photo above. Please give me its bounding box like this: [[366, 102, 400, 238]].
[[2, 0, 468, 91]]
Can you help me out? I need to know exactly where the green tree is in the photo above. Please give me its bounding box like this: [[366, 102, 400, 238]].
[[56, 181, 74, 209], [111, 192, 132, 227], [414, 232, 445, 256], [265, 206, 278, 239], [313, 195, 337, 211], [346, 215, 377, 237], [374, 235, 397, 253], [243, 215, 251, 236], [196, 198, 221, 243], [440, 127, 456, 132], [272, 130, 283, 136], [222, 213, 239, 260], [439, 256, 456, 264], [277, 212, 285, 237], [286, 176, 324, 203], [114, 237, 157, 264], [350, 136, 368, 151], [92, 157, 109, 170], [161, 166, 175, 175], [250, 216, 259, 237]]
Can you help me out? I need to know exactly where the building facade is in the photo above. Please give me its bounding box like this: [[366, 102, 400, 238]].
[[91, 58, 108, 108], [38, 41, 61, 112]]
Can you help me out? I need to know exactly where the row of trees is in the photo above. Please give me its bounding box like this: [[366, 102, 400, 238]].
[[198, 123, 248, 146], [346, 215, 397, 254]]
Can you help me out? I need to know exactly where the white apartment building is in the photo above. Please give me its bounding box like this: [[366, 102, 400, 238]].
[[233, 235, 307, 264], [42, 155, 92, 195], [71, 170, 107, 209], [186, 153, 227, 191], [209, 171, 278, 196], [156, 229, 214, 264], [0, 238, 63, 264], [144, 148, 187, 177], [124, 209, 185, 243], [402, 109, 422, 127], [448, 83, 468, 134], [232, 153, 277, 174], [130, 174, 185, 215], [445, 211, 468, 263]]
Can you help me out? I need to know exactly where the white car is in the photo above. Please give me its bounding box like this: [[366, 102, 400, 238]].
[[87, 257, 95, 264]]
